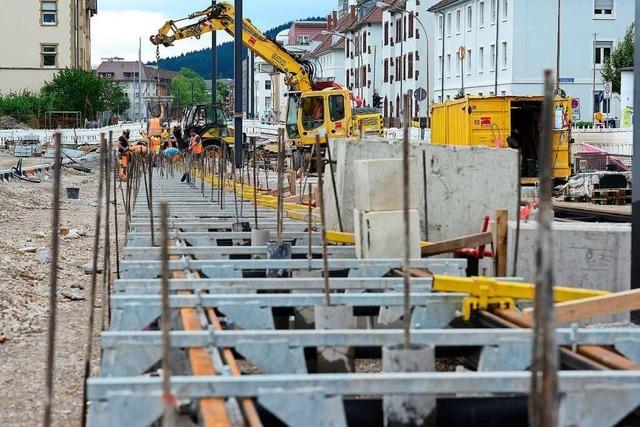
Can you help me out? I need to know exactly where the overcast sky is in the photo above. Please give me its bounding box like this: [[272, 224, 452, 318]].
[[92, 0, 337, 66]]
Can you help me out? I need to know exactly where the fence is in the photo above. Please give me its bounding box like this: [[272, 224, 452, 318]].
[[0, 123, 145, 146], [571, 128, 633, 156]]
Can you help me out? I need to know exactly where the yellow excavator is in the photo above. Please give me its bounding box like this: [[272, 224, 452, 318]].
[[150, 1, 383, 149]]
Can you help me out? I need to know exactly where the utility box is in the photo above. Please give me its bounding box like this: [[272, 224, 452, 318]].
[[14, 134, 42, 157], [431, 96, 573, 179]]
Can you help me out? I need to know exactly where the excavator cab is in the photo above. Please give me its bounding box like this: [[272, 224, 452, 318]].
[[286, 90, 354, 146], [182, 103, 233, 148]]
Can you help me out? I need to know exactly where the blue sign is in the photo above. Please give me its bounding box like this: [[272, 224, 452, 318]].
[[414, 88, 427, 102], [559, 77, 574, 83]]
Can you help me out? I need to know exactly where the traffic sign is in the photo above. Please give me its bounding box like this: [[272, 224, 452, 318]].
[[603, 81, 613, 99], [414, 88, 427, 102]]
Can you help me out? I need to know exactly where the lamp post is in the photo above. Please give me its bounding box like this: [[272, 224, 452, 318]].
[[377, 1, 430, 119]]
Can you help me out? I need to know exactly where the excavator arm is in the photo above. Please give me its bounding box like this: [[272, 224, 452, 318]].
[[150, 2, 315, 93]]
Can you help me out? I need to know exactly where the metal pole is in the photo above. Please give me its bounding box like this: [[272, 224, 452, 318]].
[[43, 133, 62, 427], [529, 69, 559, 427], [307, 183, 313, 269], [494, 0, 500, 95], [234, 0, 244, 168], [315, 136, 330, 307], [440, 11, 445, 101], [80, 135, 106, 427], [632, 5, 640, 322], [402, 94, 411, 350], [252, 137, 259, 229], [593, 33, 597, 118], [325, 138, 343, 232], [160, 202, 175, 426], [556, 0, 561, 92], [212, 0, 217, 107]]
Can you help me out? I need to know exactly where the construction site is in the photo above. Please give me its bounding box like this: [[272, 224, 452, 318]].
[[2, 0, 640, 426]]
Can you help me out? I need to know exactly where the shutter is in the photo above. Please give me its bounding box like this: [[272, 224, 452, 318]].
[[594, 0, 613, 9]]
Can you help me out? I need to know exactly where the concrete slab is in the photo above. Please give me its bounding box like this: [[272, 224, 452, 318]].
[[354, 158, 419, 211], [508, 221, 631, 323], [325, 138, 519, 242], [354, 209, 421, 259]]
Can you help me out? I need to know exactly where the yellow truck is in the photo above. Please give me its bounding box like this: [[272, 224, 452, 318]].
[[431, 96, 573, 179]]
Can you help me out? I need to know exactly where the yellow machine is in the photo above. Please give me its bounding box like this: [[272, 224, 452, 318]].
[[431, 96, 573, 179], [181, 103, 234, 148], [150, 1, 382, 148]]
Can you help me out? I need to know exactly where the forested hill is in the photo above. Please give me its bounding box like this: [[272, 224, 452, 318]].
[[152, 17, 324, 79]]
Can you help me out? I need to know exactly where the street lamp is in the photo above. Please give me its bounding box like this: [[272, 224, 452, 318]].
[[377, 1, 430, 120]]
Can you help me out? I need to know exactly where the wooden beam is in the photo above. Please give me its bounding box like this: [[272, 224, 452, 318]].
[[522, 288, 640, 324], [494, 209, 508, 277], [421, 231, 493, 256]]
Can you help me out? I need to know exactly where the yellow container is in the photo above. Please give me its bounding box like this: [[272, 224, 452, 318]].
[[431, 96, 573, 179]]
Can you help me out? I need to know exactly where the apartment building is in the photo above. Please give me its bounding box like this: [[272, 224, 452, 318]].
[[96, 59, 178, 121], [343, 3, 384, 107], [428, 0, 633, 120], [306, 11, 351, 86], [379, 0, 438, 123], [0, 0, 97, 94]]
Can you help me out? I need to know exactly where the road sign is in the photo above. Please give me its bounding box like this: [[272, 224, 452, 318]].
[[571, 98, 581, 120], [414, 88, 427, 102], [603, 82, 613, 99], [559, 77, 574, 83]]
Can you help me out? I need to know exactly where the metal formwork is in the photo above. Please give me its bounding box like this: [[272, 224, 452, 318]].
[[87, 175, 640, 427]]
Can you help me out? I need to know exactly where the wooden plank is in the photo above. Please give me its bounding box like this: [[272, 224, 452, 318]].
[[522, 288, 640, 324], [494, 209, 508, 277], [421, 232, 493, 256], [494, 309, 640, 370]]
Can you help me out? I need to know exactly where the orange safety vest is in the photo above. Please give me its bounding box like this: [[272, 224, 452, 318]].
[[148, 118, 162, 137], [191, 137, 203, 155], [150, 136, 161, 153]]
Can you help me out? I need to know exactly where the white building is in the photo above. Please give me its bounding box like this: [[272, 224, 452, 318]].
[[428, 0, 634, 122], [380, 0, 438, 124], [0, 0, 97, 94], [343, 3, 384, 108]]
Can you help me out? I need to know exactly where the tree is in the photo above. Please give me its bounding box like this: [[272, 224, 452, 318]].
[[601, 24, 634, 93], [41, 68, 106, 119], [171, 68, 209, 107], [101, 81, 129, 114], [215, 81, 230, 105]]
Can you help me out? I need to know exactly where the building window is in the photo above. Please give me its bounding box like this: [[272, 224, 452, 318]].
[[265, 80, 271, 90], [446, 13, 452, 36], [438, 55, 443, 79], [479, 1, 485, 26], [456, 9, 461, 33], [503, 0, 508, 19], [467, 6, 473, 30], [594, 41, 613, 65], [467, 49, 472, 74], [479, 46, 484, 72], [384, 59, 389, 82], [456, 54, 461, 76], [594, 0, 614, 15], [41, 1, 58, 25], [491, 0, 497, 23], [296, 35, 310, 45], [446, 54, 451, 77], [502, 42, 507, 68], [409, 13, 414, 38], [408, 52, 414, 79], [265, 96, 271, 109], [384, 22, 389, 45], [438, 15, 443, 38], [41, 44, 58, 67], [490, 44, 496, 71]]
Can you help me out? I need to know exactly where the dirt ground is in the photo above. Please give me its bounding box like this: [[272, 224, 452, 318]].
[[0, 157, 122, 426]]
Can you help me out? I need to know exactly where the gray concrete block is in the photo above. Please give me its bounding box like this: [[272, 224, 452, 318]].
[[354, 209, 421, 259], [354, 158, 419, 211], [508, 221, 631, 323], [324, 138, 518, 243]]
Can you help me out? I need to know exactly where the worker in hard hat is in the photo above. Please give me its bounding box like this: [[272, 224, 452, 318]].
[[117, 129, 131, 180]]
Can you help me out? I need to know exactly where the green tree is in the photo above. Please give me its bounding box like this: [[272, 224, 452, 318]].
[[101, 81, 129, 114], [171, 68, 209, 107], [41, 68, 106, 119], [602, 24, 634, 93], [215, 81, 230, 105]]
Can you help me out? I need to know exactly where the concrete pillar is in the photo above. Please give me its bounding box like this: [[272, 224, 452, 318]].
[[314, 305, 355, 373], [383, 346, 436, 427], [251, 229, 270, 246]]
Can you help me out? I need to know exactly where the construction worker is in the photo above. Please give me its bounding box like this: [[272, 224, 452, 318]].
[[189, 129, 203, 159], [117, 130, 130, 180]]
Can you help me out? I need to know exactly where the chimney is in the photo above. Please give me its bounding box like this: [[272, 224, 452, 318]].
[[350, 5, 356, 18], [333, 11, 338, 26], [327, 14, 333, 30]]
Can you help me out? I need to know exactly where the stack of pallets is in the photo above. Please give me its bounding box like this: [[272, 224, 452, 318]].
[[591, 189, 632, 205]]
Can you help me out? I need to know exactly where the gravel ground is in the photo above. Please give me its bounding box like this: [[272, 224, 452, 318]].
[[0, 161, 122, 426]]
